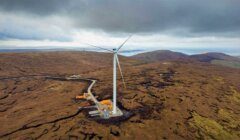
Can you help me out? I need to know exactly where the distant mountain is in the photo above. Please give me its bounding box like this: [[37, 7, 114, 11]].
[[131, 50, 240, 68], [190, 52, 240, 68], [131, 50, 189, 62], [190, 52, 240, 62]]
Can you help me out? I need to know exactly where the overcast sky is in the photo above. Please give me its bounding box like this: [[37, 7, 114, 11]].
[[0, 0, 239, 55]]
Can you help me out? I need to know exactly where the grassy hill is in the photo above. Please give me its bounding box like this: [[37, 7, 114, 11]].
[[132, 50, 189, 62], [132, 50, 240, 69]]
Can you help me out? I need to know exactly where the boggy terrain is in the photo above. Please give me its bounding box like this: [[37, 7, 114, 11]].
[[0, 52, 239, 140]]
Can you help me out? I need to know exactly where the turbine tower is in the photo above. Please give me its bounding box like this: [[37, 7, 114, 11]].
[[86, 36, 131, 115]]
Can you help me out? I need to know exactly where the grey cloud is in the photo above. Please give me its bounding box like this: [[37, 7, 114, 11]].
[[0, 0, 70, 15], [0, 0, 240, 40], [71, 0, 240, 35]]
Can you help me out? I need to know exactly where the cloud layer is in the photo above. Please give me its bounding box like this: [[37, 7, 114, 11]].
[[0, 0, 239, 56], [0, 0, 240, 40]]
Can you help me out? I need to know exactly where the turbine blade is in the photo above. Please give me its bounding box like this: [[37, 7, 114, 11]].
[[116, 55, 126, 89], [117, 35, 132, 52], [84, 43, 113, 52]]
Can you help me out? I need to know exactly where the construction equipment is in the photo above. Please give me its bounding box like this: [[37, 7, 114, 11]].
[[76, 93, 91, 100], [100, 100, 113, 110], [76, 95, 85, 99]]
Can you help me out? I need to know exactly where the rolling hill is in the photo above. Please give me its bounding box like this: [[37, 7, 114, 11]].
[[190, 52, 240, 68], [190, 52, 240, 62], [131, 50, 189, 62], [132, 50, 240, 68]]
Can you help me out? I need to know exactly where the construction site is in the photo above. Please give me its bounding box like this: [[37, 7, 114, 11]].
[[51, 75, 129, 120]]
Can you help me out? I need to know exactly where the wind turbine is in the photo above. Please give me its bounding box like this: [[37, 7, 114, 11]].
[[85, 36, 132, 115]]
